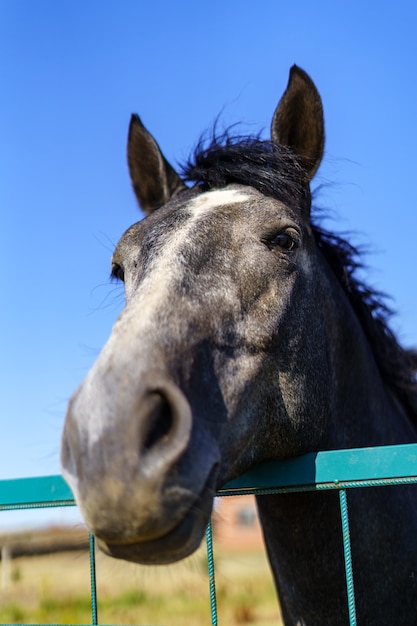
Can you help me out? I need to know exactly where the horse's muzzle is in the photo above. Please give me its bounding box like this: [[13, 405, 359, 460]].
[[61, 373, 219, 563]]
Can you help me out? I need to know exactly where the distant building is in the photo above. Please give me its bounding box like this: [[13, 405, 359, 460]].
[[212, 494, 264, 550]]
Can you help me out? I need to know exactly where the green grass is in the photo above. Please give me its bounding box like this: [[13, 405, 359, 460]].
[[0, 547, 282, 625], [0, 602, 26, 623]]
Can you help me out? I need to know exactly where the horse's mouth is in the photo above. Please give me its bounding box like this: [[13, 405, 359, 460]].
[[96, 468, 218, 565]]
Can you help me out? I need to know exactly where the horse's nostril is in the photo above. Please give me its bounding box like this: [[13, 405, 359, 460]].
[[142, 394, 174, 452], [137, 381, 192, 472]]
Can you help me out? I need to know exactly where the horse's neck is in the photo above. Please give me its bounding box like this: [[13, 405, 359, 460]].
[[261, 280, 417, 625], [257, 491, 348, 625], [322, 270, 416, 448], [329, 371, 415, 449], [257, 479, 417, 625]]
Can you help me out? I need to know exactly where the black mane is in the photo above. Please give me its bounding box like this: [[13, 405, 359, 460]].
[[182, 133, 311, 211], [182, 133, 417, 420]]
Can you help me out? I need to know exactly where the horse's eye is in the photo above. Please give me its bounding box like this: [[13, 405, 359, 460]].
[[111, 263, 125, 282], [265, 232, 300, 252]]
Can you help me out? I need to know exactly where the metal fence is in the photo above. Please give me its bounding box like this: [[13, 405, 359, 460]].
[[2, 442, 417, 626]]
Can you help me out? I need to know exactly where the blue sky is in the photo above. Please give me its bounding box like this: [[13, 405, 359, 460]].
[[1, 1, 417, 525]]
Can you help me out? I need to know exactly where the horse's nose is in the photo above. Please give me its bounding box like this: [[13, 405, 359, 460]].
[[61, 376, 194, 543], [135, 380, 193, 477], [62, 376, 192, 481]]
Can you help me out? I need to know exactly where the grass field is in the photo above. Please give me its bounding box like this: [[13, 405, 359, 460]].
[[0, 541, 284, 625]]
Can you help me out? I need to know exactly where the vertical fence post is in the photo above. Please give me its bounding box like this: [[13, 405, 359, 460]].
[[206, 518, 218, 626], [339, 489, 357, 626], [89, 533, 98, 625]]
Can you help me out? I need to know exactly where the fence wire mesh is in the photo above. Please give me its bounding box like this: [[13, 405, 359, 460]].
[[2, 443, 417, 625]]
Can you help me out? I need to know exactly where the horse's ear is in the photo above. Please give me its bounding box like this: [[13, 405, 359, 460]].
[[271, 65, 324, 181], [127, 114, 187, 215]]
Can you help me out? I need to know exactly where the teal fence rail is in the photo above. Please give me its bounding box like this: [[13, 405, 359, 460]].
[[2, 442, 417, 625]]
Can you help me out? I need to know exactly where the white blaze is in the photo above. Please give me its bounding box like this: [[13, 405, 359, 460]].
[[124, 189, 250, 305]]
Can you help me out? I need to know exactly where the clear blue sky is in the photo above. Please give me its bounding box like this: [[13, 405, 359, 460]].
[[1, 1, 416, 517]]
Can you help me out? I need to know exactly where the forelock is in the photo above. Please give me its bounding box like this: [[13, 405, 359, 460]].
[[181, 132, 311, 211]]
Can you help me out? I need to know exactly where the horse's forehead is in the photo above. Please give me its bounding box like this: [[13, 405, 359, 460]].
[[187, 188, 253, 215], [117, 187, 257, 248], [116, 185, 300, 260]]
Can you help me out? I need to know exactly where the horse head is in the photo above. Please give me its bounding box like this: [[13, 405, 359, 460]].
[[61, 67, 406, 568]]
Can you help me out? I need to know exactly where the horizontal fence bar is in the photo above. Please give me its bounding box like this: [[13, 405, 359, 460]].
[[2, 443, 417, 508], [0, 475, 74, 508], [220, 442, 417, 493]]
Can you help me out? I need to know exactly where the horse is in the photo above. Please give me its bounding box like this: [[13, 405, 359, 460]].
[[61, 66, 417, 625]]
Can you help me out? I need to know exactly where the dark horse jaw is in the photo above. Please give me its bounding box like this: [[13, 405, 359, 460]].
[[97, 465, 217, 565]]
